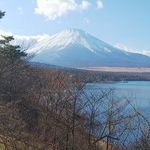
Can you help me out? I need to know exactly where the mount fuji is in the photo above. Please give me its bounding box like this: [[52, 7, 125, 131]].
[[13, 29, 150, 68]]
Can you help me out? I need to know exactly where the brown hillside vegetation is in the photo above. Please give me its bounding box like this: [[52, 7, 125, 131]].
[[0, 55, 150, 150]]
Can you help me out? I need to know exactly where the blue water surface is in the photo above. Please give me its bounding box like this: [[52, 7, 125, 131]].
[[86, 81, 150, 108]]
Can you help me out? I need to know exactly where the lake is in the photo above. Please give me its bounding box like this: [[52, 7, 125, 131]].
[[86, 81, 150, 109]]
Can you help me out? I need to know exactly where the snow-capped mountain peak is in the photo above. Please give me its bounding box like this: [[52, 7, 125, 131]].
[[23, 28, 94, 54], [1, 28, 150, 68], [42, 28, 97, 53]]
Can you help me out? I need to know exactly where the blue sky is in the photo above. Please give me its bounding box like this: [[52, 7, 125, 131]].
[[0, 0, 150, 52]]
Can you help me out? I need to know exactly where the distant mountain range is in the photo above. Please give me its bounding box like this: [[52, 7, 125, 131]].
[[12, 29, 150, 68]]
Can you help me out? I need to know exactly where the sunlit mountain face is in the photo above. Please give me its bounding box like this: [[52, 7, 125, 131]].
[[11, 29, 150, 68]]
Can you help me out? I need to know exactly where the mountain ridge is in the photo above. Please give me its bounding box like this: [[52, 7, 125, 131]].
[[4, 28, 150, 68]]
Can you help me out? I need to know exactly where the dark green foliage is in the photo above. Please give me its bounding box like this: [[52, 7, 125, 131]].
[[0, 36, 27, 62], [0, 12, 27, 63], [0, 11, 5, 19]]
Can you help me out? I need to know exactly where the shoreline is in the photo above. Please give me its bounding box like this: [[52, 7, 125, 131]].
[[80, 67, 150, 73]]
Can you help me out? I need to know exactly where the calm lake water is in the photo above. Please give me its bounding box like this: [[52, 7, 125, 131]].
[[87, 81, 150, 108]]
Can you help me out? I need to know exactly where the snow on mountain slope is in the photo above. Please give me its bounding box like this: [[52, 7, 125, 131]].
[[1, 29, 150, 68]]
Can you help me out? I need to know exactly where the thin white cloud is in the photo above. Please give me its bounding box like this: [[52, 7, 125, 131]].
[[97, 0, 103, 9], [0, 30, 13, 37], [0, 29, 49, 40], [79, 1, 91, 10], [115, 43, 150, 56], [115, 43, 133, 52], [35, 0, 92, 21], [17, 7, 23, 14], [0, 29, 50, 54]]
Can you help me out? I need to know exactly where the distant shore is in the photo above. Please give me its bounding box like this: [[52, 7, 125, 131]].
[[80, 67, 150, 73]]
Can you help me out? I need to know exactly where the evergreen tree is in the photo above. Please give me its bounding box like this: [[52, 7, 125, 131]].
[[0, 35, 27, 63], [0, 11, 27, 63], [0, 11, 29, 103], [0, 11, 5, 19]]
